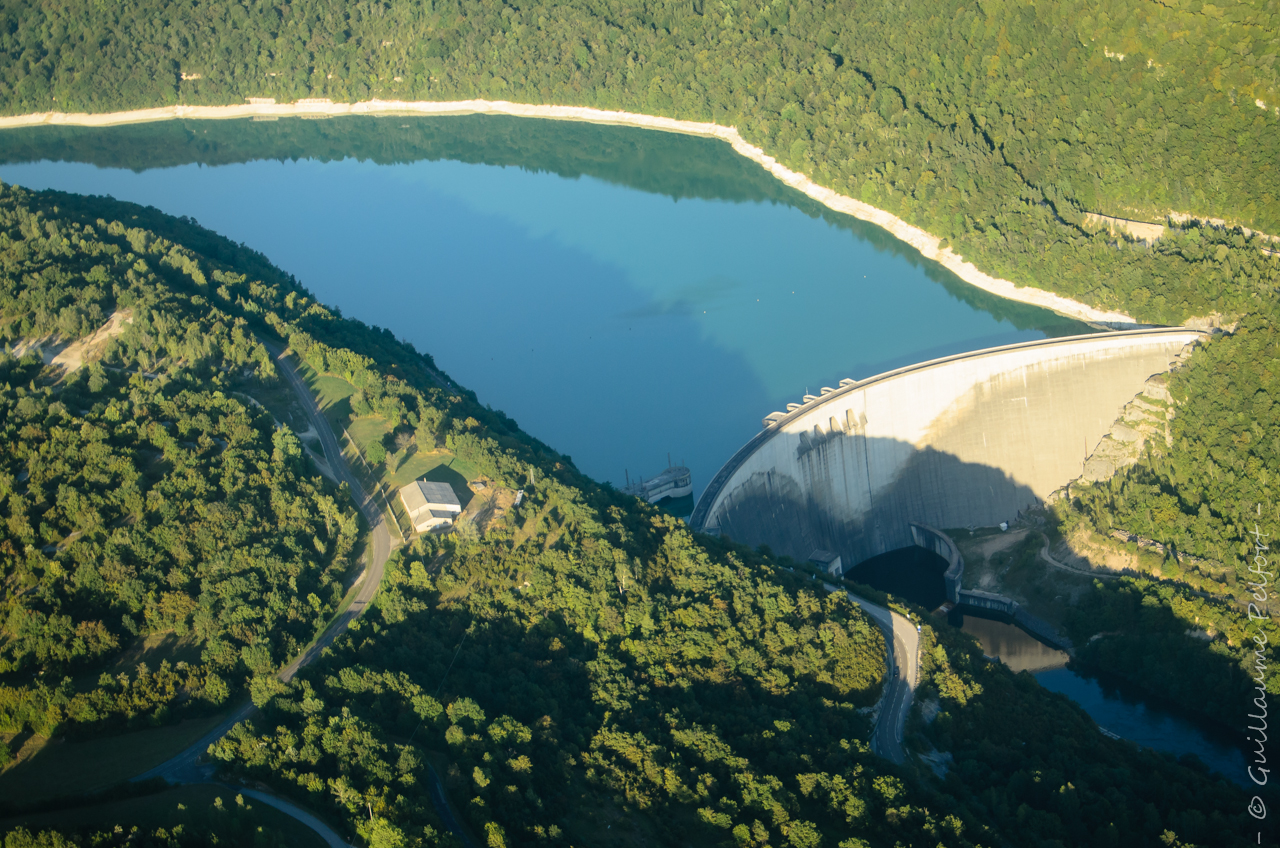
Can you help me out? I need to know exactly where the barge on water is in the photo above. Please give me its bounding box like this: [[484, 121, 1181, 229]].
[[623, 465, 692, 504]]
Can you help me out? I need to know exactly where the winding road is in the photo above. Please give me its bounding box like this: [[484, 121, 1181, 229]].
[[133, 344, 397, 846], [826, 583, 919, 764], [268, 340, 392, 688], [128, 340, 913, 841]]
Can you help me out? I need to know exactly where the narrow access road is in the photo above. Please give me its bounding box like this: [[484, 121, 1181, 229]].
[[135, 342, 392, 802], [1039, 538, 1122, 580], [426, 764, 479, 848], [233, 785, 354, 848], [267, 341, 392, 683], [826, 583, 919, 764], [133, 703, 255, 785]]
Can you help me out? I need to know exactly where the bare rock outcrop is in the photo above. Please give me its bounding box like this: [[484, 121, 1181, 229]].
[[1077, 340, 1199, 483]]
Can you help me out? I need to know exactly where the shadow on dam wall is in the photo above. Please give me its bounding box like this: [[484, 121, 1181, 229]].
[[710, 437, 1040, 566], [692, 329, 1209, 573]]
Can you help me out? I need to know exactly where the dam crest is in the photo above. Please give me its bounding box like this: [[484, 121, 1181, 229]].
[[690, 328, 1206, 579]]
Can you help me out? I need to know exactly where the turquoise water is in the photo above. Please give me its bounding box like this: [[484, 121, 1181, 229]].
[[0, 116, 1091, 498]]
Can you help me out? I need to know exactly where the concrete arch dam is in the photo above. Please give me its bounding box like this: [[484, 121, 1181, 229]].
[[690, 328, 1206, 574]]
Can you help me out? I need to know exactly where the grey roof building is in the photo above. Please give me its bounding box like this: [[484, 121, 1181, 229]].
[[808, 550, 843, 576], [399, 479, 462, 533]]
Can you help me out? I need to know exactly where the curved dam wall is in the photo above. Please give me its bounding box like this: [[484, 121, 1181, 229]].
[[691, 328, 1206, 568]]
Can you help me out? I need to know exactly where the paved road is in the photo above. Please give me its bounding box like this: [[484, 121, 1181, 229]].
[[268, 341, 392, 682], [132, 342, 396, 843], [826, 583, 919, 764], [132, 703, 254, 785], [235, 786, 354, 848]]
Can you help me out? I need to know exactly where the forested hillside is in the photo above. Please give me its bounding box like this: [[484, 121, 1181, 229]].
[[0, 184, 1259, 846], [0, 188, 363, 745], [0, 0, 1277, 324]]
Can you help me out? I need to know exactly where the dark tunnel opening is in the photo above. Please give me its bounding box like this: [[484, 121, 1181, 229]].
[[846, 546, 950, 610]]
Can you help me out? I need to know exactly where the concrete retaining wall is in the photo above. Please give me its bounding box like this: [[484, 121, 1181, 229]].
[[910, 523, 963, 604], [958, 589, 1019, 614], [692, 328, 1205, 570]]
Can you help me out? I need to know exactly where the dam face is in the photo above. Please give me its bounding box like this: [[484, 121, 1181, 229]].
[[691, 329, 1205, 569]]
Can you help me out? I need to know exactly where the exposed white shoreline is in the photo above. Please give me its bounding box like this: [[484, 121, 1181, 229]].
[[0, 98, 1141, 327]]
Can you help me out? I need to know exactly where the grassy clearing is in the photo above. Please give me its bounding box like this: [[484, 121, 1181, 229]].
[[288, 353, 481, 543], [107, 630, 204, 675], [389, 449, 470, 488], [292, 355, 357, 435], [0, 783, 327, 848], [345, 416, 393, 458], [311, 375, 357, 412], [63, 630, 203, 693], [0, 709, 233, 806], [293, 356, 355, 411], [290, 353, 482, 492]]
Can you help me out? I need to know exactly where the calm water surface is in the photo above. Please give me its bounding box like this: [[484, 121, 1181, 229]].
[[960, 613, 1249, 785], [0, 116, 1090, 498]]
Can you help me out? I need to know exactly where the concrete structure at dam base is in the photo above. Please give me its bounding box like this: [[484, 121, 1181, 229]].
[[909, 523, 963, 604], [691, 328, 1207, 591]]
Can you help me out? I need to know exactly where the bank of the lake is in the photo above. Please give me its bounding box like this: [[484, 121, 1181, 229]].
[[0, 115, 1093, 498], [0, 98, 1142, 328]]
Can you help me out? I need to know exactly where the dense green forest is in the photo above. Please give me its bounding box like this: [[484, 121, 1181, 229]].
[[0, 187, 368, 745], [0, 183, 1260, 846], [0, 0, 1277, 324]]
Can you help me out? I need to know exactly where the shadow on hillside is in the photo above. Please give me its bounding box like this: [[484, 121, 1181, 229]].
[[420, 462, 473, 509], [282, 565, 884, 767]]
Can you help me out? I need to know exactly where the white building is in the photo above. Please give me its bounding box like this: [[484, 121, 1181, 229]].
[[399, 479, 462, 533]]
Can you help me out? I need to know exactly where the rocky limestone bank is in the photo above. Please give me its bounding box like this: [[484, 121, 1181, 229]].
[[0, 97, 1142, 327], [1073, 338, 1202, 485]]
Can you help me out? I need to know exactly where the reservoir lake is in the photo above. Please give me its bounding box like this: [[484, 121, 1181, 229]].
[[0, 115, 1090, 501]]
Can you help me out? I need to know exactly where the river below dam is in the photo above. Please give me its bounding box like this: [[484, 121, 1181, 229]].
[[852, 548, 1249, 785], [0, 115, 1091, 502], [962, 612, 1249, 786]]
